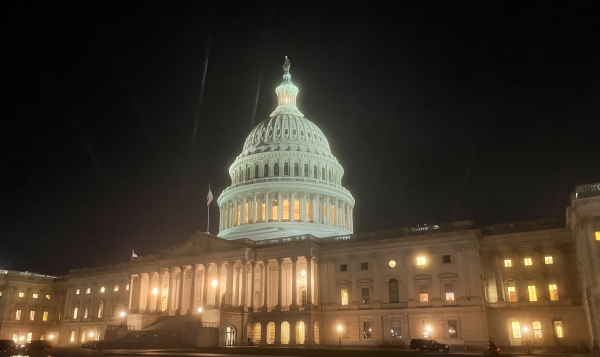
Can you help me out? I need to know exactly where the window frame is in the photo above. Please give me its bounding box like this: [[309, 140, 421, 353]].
[[339, 264, 348, 272], [360, 262, 369, 271]]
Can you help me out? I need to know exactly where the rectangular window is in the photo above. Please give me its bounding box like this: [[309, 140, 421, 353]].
[[507, 286, 517, 302], [30, 310, 35, 321], [45, 294, 51, 299], [126, 284, 130, 291], [70, 331, 75, 343], [84, 307, 89, 319], [512, 321, 522, 338], [16, 309, 22, 320], [363, 322, 372, 338], [86, 288, 91, 294], [417, 256, 426, 266], [442, 255, 451, 264], [32, 293, 39, 299], [504, 259, 512, 267], [391, 320, 401, 339], [528, 285, 538, 301], [554, 321, 564, 338], [340, 264, 348, 272], [533, 321, 542, 338], [362, 288, 370, 304], [360, 262, 369, 270], [81, 330, 86, 342], [544, 256, 553, 264], [549, 284, 559, 300], [306, 200, 310, 220], [595, 231, 600, 241], [26, 332, 32, 342], [448, 319, 458, 338], [18, 292, 25, 297], [114, 285, 119, 292], [43, 311, 49, 322], [13, 334, 17, 343], [445, 282, 455, 301], [341, 288, 349, 306], [524, 257, 533, 266], [294, 200, 300, 221], [73, 307, 78, 319], [75, 289, 80, 295], [419, 283, 429, 302]]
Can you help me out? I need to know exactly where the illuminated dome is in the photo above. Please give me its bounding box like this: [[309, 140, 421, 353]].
[[217, 57, 355, 240]]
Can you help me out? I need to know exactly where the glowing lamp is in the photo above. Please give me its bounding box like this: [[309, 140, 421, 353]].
[[89, 332, 94, 337], [153, 288, 158, 295], [338, 325, 342, 332], [49, 334, 54, 340], [212, 279, 218, 287], [198, 307, 203, 313], [120, 312, 125, 317], [524, 327, 528, 331]]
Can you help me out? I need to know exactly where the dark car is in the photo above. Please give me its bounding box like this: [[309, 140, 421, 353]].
[[410, 338, 449, 352], [0, 340, 16, 353], [82, 341, 101, 349], [20, 340, 53, 352]]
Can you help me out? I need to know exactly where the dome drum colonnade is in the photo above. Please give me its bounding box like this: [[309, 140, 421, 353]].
[[218, 57, 354, 240]]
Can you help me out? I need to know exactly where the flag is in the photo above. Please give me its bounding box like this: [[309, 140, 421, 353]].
[[207, 186, 213, 206], [132, 250, 138, 258]]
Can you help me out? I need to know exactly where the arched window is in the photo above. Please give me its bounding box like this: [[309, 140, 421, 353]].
[[331, 206, 335, 225], [247, 167, 251, 180], [267, 322, 275, 344], [300, 287, 307, 305], [274, 163, 280, 176], [283, 199, 290, 220], [284, 162, 289, 175], [313, 166, 317, 178], [304, 164, 308, 177], [389, 279, 399, 303], [306, 200, 310, 220], [314, 321, 320, 345], [322, 168, 325, 180], [97, 301, 104, 318], [261, 201, 265, 221], [244, 203, 248, 223], [272, 199, 278, 220], [253, 323, 261, 343], [294, 163, 299, 176], [264, 163, 269, 177], [294, 200, 300, 221], [226, 326, 236, 346], [73, 306, 78, 319], [296, 321, 305, 344], [281, 321, 290, 344], [255, 165, 259, 178], [237, 205, 241, 226]]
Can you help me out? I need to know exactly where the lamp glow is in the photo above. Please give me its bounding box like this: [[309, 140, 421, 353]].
[[120, 312, 125, 317], [89, 332, 94, 337], [153, 288, 158, 295], [198, 307, 203, 313], [49, 334, 54, 340], [524, 327, 528, 331], [212, 279, 218, 287], [338, 325, 342, 332]]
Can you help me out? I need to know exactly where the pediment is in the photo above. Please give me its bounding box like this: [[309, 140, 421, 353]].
[[158, 232, 245, 260]]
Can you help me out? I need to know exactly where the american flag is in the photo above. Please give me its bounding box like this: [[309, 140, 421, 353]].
[[207, 186, 213, 206]]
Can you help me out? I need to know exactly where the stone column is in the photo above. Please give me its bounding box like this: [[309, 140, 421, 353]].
[[276, 258, 283, 309], [262, 260, 270, 310], [242, 197, 247, 224], [226, 261, 234, 306], [324, 195, 329, 225], [234, 266, 241, 306], [300, 193, 306, 222], [215, 262, 223, 307], [177, 266, 185, 315], [306, 256, 313, 306], [145, 273, 153, 312], [167, 268, 174, 315], [128, 275, 135, 309], [311, 194, 316, 223], [156, 270, 164, 312], [234, 200, 239, 226], [313, 258, 319, 304], [277, 191, 283, 222], [265, 192, 270, 221], [335, 199, 340, 227], [291, 257, 298, 309], [249, 261, 256, 310], [202, 265, 210, 307], [188, 265, 198, 313], [252, 194, 258, 223], [241, 261, 248, 307]]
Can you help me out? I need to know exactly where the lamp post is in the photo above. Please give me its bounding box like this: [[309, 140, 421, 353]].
[[197, 307, 203, 324], [523, 326, 530, 354], [338, 325, 342, 348], [120, 311, 125, 326]]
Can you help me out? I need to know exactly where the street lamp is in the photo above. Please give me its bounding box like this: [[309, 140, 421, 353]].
[[153, 288, 158, 295], [197, 307, 203, 324], [120, 311, 125, 326], [337, 325, 342, 348], [523, 326, 530, 354], [48, 334, 54, 340]]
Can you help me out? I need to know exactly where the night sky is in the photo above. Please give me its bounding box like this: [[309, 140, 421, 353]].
[[3, 2, 599, 275]]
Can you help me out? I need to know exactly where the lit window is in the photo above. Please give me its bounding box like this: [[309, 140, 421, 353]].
[[511, 321, 522, 338], [245, 203, 249, 223], [70, 331, 75, 342], [98, 301, 104, 318], [73, 307, 78, 319], [360, 262, 369, 270], [596, 231, 600, 241], [272, 199, 278, 220], [504, 259, 512, 267], [417, 257, 426, 266], [388, 260, 396, 268], [341, 288, 349, 305], [294, 200, 300, 221], [84, 307, 88, 319], [331, 206, 335, 225], [363, 321, 372, 338], [32, 293, 38, 299], [75, 289, 80, 295], [114, 285, 119, 292], [448, 319, 458, 338], [544, 256, 553, 264], [283, 199, 289, 220], [300, 288, 307, 305], [30, 310, 35, 321], [237, 205, 241, 225], [549, 284, 559, 301], [26, 332, 32, 342], [13, 334, 17, 343], [445, 282, 455, 301], [306, 200, 310, 219], [528, 285, 537, 301], [0, 292, 2, 296], [554, 321, 564, 338], [126, 284, 130, 291], [300, 269, 306, 277], [362, 287, 370, 304], [16, 309, 22, 320], [507, 286, 517, 302], [391, 320, 401, 339], [81, 330, 86, 342], [419, 283, 429, 302], [43, 311, 49, 322], [18, 292, 25, 298], [533, 321, 542, 338], [100, 287, 105, 293], [524, 258, 533, 266], [45, 294, 51, 299], [86, 288, 91, 294]]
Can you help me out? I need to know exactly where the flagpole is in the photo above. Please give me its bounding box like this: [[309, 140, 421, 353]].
[[206, 184, 211, 234]]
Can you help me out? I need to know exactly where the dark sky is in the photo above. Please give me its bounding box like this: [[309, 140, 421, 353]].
[[2, 2, 599, 275]]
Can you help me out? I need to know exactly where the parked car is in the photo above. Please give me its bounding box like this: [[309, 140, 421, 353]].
[[82, 341, 102, 349], [410, 338, 449, 352], [0, 340, 17, 353], [18, 340, 53, 352]]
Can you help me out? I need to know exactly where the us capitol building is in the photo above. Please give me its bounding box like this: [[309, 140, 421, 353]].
[[1, 58, 599, 352]]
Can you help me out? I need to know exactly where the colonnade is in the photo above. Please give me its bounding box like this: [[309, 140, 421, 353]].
[[127, 256, 317, 315], [219, 192, 353, 232]]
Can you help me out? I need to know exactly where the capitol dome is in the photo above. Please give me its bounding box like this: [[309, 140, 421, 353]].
[[217, 57, 355, 240]]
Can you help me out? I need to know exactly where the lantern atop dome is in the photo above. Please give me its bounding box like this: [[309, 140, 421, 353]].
[[272, 56, 302, 117]]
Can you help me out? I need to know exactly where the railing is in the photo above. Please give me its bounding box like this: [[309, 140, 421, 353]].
[[486, 303, 497, 308], [281, 305, 290, 311], [480, 218, 565, 236], [571, 182, 600, 199], [107, 325, 135, 330], [221, 177, 353, 196], [183, 322, 219, 328]]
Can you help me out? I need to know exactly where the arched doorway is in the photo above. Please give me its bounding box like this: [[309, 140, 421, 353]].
[[281, 321, 290, 344], [253, 323, 261, 343], [296, 321, 305, 344], [507, 318, 522, 346], [314, 321, 320, 345], [267, 322, 275, 344], [225, 326, 236, 346]]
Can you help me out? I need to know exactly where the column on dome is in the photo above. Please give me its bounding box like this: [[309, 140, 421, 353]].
[[335, 199, 340, 227], [241, 262, 247, 306], [300, 192, 306, 222], [277, 191, 283, 222], [241, 197, 247, 225], [145, 272, 153, 312], [290, 192, 295, 221], [250, 261, 256, 309], [252, 193, 258, 223], [265, 192, 270, 222], [202, 264, 209, 307], [349, 207, 353, 232]]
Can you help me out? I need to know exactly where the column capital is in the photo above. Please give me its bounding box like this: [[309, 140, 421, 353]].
[[290, 256, 299, 263], [216, 261, 225, 268], [276, 258, 284, 264], [262, 259, 270, 266]]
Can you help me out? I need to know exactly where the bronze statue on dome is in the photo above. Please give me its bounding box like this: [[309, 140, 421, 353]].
[[283, 56, 290, 74]]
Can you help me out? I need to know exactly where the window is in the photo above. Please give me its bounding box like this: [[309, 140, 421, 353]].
[[331, 206, 335, 225], [283, 199, 289, 220], [306, 200, 310, 220], [45, 294, 51, 299], [389, 279, 399, 303], [100, 286, 105, 293], [445, 282, 455, 301], [16, 309, 22, 320], [264, 163, 269, 177], [322, 168, 325, 180], [32, 293, 38, 299], [73, 307, 78, 319], [360, 262, 369, 270], [12, 334, 17, 343], [549, 284, 559, 300], [30, 310, 35, 321], [18, 292, 25, 297], [294, 200, 300, 221], [81, 330, 86, 342], [442, 255, 451, 264], [417, 256, 426, 266], [274, 163, 279, 176], [595, 231, 600, 241], [528, 285, 537, 301], [391, 320, 401, 339], [114, 285, 119, 292], [272, 199, 278, 220], [362, 288, 370, 304], [98, 301, 104, 318], [284, 162, 289, 175], [544, 256, 553, 264], [237, 205, 241, 225], [363, 322, 372, 338], [86, 288, 91, 294], [419, 283, 429, 302], [533, 321, 542, 338], [126, 284, 130, 291], [504, 259, 512, 267], [300, 288, 307, 305], [554, 321, 564, 338], [303, 164, 308, 176], [84, 307, 89, 319], [26, 332, 32, 342], [389, 260, 396, 268], [341, 289, 349, 305], [261, 202, 265, 220], [76, 289, 80, 295], [294, 163, 298, 176], [340, 264, 347, 272], [245, 203, 249, 223], [511, 321, 522, 338], [255, 165, 259, 178], [507, 286, 517, 302], [43, 311, 48, 322], [448, 320, 458, 338], [70, 331, 75, 343], [524, 258, 533, 266]]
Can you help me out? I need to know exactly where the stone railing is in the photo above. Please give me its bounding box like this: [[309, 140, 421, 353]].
[[480, 218, 565, 236], [107, 325, 134, 330], [571, 182, 600, 199], [222, 177, 353, 196]]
